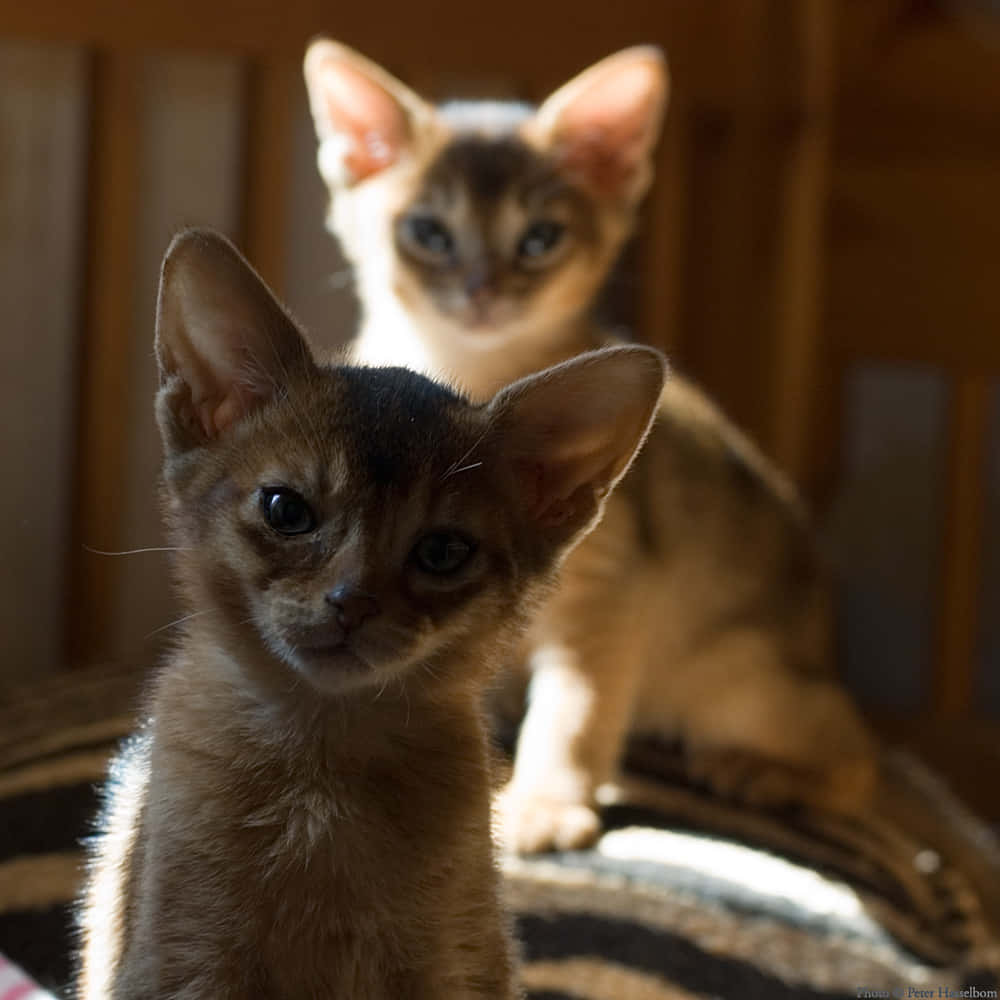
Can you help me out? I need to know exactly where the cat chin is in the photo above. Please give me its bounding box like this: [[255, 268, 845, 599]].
[[289, 643, 422, 698], [291, 650, 383, 696], [398, 292, 523, 346], [429, 309, 534, 350]]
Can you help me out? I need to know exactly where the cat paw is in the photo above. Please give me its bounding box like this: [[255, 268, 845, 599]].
[[688, 748, 806, 809], [495, 787, 601, 854], [688, 747, 874, 814]]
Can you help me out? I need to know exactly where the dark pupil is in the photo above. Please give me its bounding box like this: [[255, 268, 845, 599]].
[[262, 489, 313, 535], [415, 533, 471, 574], [410, 216, 453, 256], [519, 221, 563, 258]]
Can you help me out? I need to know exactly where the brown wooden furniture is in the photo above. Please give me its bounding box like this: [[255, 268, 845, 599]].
[[2, 0, 996, 813]]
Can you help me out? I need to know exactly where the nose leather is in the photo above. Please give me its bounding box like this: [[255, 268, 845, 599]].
[[325, 585, 380, 633], [464, 264, 491, 298]]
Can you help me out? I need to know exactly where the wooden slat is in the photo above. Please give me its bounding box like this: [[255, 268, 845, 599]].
[[240, 56, 297, 294], [840, 13, 1000, 122], [66, 50, 141, 666], [676, 0, 771, 442], [678, 0, 835, 456], [826, 161, 1000, 370], [0, 1, 687, 97], [637, 96, 688, 358], [933, 373, 991, 719], [766, 0, 833, 486]]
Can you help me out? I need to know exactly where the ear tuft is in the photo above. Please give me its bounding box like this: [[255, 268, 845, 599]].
[[528, 46, 669, 202], [489, 346, 667, 546], [303, 39, 432, 187], [155, 229, 314, 453]]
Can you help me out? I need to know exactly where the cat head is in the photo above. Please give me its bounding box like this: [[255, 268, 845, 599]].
[[155, 229, 665, 697], [303, 41, 667, 343]]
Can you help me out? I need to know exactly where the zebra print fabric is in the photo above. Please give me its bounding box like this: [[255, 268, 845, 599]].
[[0, 665, 995, 998]]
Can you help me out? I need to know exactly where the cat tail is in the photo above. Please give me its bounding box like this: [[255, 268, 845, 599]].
[[872, 747, 1000, 978]]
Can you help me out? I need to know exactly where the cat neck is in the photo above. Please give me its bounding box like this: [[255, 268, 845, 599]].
[[351, 286, 602, 402]]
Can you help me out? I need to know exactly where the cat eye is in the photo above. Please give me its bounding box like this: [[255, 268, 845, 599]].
[[260, 488, 316, 536], [402, 214, 455, 261], [411, 532, 474, 575], [517, 220, 565, 263]]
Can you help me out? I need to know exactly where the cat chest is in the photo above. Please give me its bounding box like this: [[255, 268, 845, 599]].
[[231, 800, 446, 991]]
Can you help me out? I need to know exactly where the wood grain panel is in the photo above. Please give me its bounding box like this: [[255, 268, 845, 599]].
[[0, 0, 685, 93], [109, 53, 244, 665], [67, 49, 141, 666], [765, 0, 833, 486], [240, 56, 297, 294], [826, 162, 1000, 369], [636, 96, 688, 358], [0, 42, 88, 682], [934, 374, 991, 718], [678, 0, 834, 461]]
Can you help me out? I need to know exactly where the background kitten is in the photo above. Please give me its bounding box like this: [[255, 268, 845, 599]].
[[304, 40, 665, 397], [302, 40, 880, 849], [75, 229, 665, 998]]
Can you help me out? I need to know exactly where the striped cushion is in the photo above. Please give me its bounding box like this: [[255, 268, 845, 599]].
[[1, 665, 996, 999]]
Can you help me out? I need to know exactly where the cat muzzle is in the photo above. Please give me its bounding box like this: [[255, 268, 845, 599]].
[[325, 586, 381, 633]]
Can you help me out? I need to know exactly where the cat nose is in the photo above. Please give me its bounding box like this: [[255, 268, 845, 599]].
[[325, 585, 380, 633], [464, 267, 491, 298]]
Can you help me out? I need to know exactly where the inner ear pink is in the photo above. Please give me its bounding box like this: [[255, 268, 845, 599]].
[[207, 393, 243, 437], [554, 62, 661, 196], [317, 61, 409, 180], [196, 387, 265, 440], [514, 459, 589, 529]]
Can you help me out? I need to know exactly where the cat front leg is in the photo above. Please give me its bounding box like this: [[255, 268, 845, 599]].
[[498, 567, 647, 853]]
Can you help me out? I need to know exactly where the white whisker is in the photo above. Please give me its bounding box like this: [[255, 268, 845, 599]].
[[84, 545, 188, 557], [144, 608, 218, 639], [447, 461, 482, 477], [441, 426, 490, 482]]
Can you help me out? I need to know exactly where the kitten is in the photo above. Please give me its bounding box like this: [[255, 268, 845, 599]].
[[303, 41, 879, 853], [75, 229, 665, 999]]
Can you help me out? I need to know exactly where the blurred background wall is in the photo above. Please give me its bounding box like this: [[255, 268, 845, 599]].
[[0, 0, 997, 813]]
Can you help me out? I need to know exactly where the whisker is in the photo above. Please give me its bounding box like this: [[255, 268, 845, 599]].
[[446, 461, 483, 478], [441, 427, 490, 482], [144, 608, 218, 640], [84, 545, 189, 557]]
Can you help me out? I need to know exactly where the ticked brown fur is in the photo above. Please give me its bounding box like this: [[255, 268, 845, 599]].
[[304, 41, 878, 855], [75, 229, 665, 998]]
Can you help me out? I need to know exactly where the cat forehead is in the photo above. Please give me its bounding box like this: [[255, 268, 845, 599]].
[[307, 365, 481, 487], [437, 100, 534, 134], [419, 131, 563, 209]]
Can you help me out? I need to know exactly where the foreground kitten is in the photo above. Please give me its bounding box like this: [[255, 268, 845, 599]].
[[75, 229, 665, 998], [303, 41, 878, 851]]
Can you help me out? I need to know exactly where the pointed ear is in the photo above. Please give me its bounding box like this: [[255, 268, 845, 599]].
[[489, 346, 666, 545], [527, 46, 668, 202], [303, 38, 434, 187], [155, 228, 314, 453]]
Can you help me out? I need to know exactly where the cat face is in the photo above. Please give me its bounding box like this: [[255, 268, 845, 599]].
[[165, 367, 535, 695], [155, 231, 665, 697], [386, 124, 617, 341], [304, 43, 668, 343]]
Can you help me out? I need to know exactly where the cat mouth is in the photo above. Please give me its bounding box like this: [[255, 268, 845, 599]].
[[293, 634, 371, 672], [297, 642, 368, 667]]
